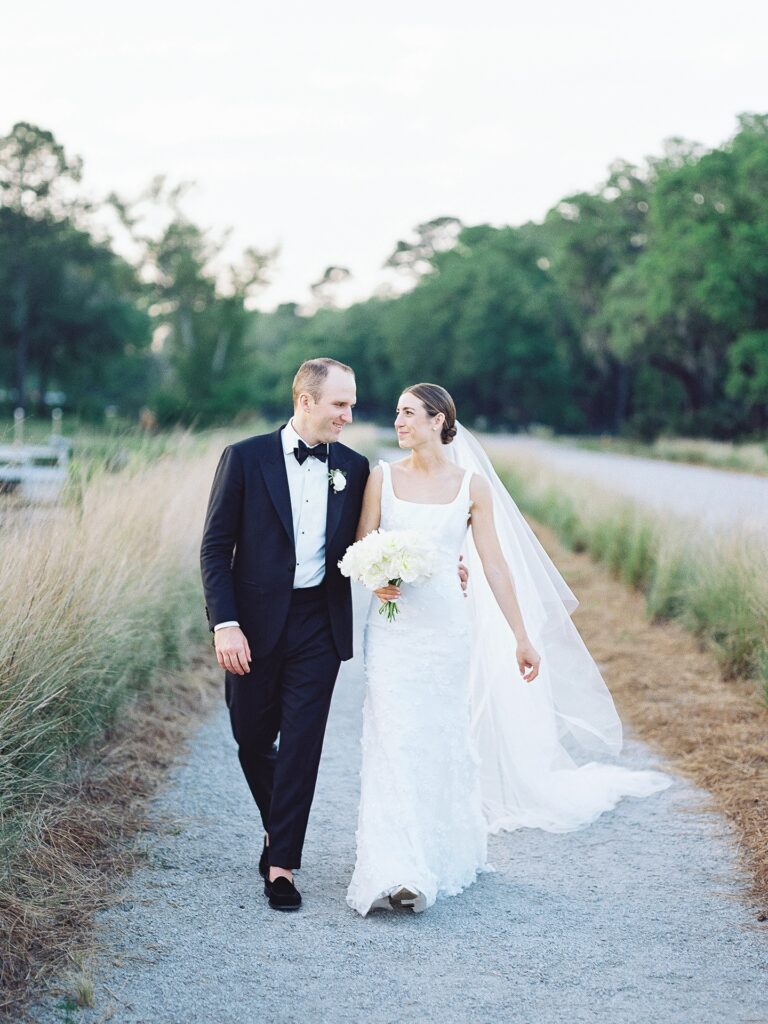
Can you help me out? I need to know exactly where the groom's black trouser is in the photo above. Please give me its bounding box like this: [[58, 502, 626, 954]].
[[224, 583, 341, 870]]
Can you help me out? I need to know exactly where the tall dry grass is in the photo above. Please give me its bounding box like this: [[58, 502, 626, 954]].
[[0, 434, 220, 848], [0, 430, 228, 1005], [494, 452, 768, 696]]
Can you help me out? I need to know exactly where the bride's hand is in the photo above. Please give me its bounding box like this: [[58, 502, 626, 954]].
[[516, 639, 540, 683], [374, 584, 401, 604]]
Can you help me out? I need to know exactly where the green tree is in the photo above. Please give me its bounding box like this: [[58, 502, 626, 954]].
[[358, 224, 583, 429], [385, 216, 463, 278], [0, 123, 82, 408], [109, 178, 274, 424], [0, 123, 151, 416], [540, 160, 652, 431], [309, 265, 352, 309], [726, 330, 768, 430], [617, 116, 768, 435]]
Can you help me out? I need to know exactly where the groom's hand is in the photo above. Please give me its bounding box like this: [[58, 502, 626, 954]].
[[458, 555, 469, 596], [215, 626, 252, 675]]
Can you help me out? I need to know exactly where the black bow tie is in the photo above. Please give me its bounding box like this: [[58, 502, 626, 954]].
[[293, 439, 328, 465]]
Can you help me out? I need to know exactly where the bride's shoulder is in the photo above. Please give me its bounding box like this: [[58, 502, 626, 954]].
[[468, 472, 492, 501], [366, 461, 390, 488]]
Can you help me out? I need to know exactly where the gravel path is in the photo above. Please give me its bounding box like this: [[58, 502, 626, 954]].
[[482, 436, 768, 537], [30, 587, 768, 1024]]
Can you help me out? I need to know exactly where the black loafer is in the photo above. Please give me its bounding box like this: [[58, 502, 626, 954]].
[[264, 875, 302, 911], [258, 837, 268, 880]]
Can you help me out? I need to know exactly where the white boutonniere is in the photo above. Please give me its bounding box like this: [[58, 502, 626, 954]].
[[329, 468, 347, 493]]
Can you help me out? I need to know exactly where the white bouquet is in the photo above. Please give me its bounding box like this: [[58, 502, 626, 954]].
[[338, 529, 437, 622]]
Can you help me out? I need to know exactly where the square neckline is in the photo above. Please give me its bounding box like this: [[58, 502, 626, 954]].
[[382, 460, 470, 507]]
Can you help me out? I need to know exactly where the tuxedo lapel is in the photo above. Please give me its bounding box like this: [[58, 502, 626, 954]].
[[326, 443, 350, 546], [261, 425, 295, 547]]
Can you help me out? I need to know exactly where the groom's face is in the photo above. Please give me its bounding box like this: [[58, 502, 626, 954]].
[[300, 368, 357, 444]]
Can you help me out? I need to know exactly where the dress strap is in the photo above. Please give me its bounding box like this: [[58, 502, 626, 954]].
[[378, 459, 393, 502], [458, 467, 473, 506]]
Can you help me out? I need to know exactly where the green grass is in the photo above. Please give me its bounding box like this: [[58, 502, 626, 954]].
[[0, 465, 212, 871], [497, 460, 768, 699]]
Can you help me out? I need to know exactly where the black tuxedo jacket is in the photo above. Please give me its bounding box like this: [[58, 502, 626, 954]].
[[200, 425, 370, 661]]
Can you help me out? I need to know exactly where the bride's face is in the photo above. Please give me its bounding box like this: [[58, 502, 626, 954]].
[[395, 392, 443, 448]]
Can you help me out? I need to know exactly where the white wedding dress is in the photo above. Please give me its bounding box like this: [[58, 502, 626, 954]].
[[346, 461, 490, 916], [346, 434, 672, 918]]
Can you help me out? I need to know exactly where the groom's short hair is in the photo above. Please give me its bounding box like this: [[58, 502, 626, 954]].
[[292, 358, 355, 405]]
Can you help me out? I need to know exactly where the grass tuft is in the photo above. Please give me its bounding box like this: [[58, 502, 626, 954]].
[[497, 457, 768, 697], [0, 428, 223, 1013]]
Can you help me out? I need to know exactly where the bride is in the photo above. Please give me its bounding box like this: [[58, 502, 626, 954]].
[[345, 382, 671, 917]]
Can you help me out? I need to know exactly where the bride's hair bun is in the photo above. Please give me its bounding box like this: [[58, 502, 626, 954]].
[[403, 382, 457, 445]]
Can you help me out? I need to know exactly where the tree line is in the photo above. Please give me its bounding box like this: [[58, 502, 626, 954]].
[[1, 115, 767, 437]]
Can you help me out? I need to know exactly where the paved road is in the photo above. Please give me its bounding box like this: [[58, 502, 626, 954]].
[[30, 587, 768, 1024], [482, 436, 768, 537]]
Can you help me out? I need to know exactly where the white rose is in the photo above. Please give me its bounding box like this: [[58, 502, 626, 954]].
[[331, 469, 347, 492]]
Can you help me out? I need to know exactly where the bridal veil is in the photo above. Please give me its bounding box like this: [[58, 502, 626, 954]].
[[446, 423, 671, 834]]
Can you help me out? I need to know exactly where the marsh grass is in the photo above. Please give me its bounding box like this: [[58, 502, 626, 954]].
[[496, 456, 768, 696], [1, 437, 210, 810], [0, 653, 221, 1016], [0, 430, 225, 1009]]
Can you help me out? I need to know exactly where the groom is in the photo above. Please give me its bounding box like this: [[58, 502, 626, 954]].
[[200, 358, 369, 911]]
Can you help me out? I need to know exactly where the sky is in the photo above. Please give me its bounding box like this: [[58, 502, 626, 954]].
[[2, 0, 768, 311]]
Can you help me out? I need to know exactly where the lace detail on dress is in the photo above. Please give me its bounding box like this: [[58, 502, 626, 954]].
[[348, 447, 673, 916], [346, 460, 491, 916]]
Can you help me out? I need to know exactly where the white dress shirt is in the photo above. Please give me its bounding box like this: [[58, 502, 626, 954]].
[[214, 420, 329, 631]]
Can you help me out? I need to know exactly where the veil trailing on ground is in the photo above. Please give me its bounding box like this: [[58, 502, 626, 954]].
[[446, 423, 671, 834]]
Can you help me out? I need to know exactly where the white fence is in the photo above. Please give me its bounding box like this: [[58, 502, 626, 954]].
[[0, 409, 71, 503]]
